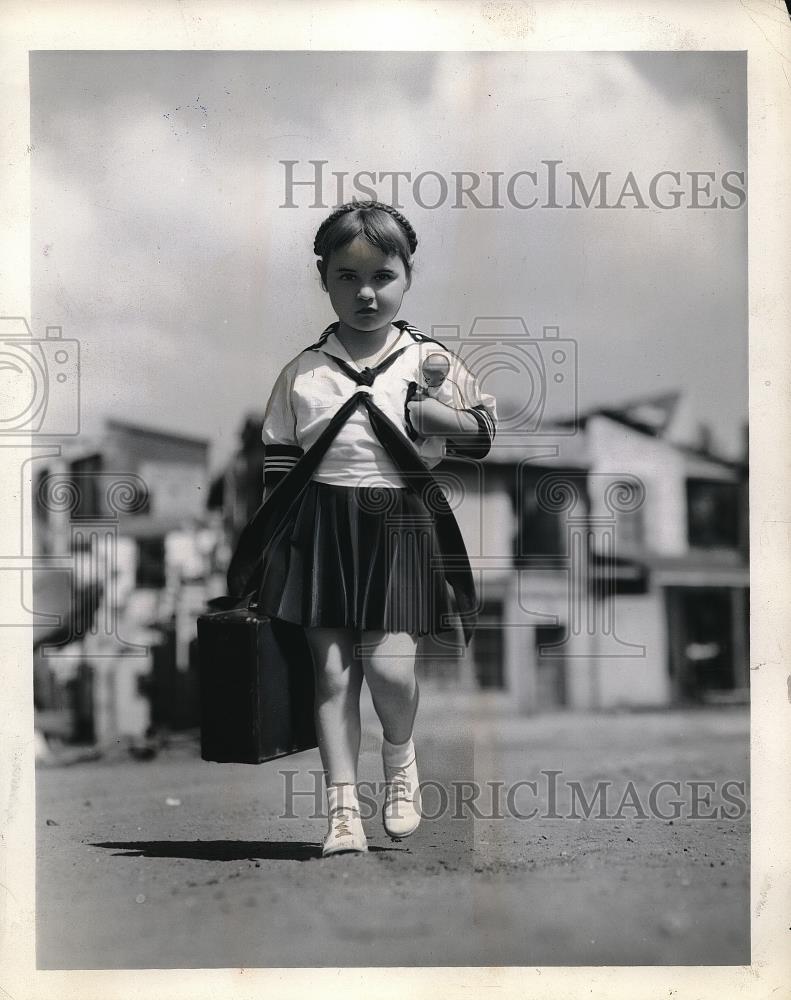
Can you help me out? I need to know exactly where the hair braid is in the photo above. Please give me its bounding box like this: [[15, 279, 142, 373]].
[[313, 200, 418, 257], [383, 205, 419, 254]]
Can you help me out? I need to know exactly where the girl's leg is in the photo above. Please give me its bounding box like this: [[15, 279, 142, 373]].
[[304, 627, 367, 855], [358, 630, 419, 743], [304, 626, 364, 784], [359, 630, 422, 839]]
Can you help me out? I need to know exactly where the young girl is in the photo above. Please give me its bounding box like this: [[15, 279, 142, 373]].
[[248, 201, 497, 857]]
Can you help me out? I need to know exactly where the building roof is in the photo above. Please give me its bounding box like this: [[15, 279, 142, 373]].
[[554, 391, 684, 437], [484, 426, 591, 467], [534, 391, 746, 472], [104, 417, 210, 449]]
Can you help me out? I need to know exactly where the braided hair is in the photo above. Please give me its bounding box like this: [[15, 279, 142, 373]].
[[314, 200, 418, 287]]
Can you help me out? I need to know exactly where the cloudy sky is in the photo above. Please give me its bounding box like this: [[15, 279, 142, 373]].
[[31, 51, 746, 471]]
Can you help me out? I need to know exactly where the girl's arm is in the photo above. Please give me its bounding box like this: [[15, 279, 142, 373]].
[[407, 396, 480, 436], [406, 355, 498, 459], [261, 361, 303, 498]]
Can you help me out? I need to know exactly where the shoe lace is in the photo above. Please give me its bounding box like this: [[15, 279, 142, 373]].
[[386, 763, 413, 804], [330, 807, 357, 839]]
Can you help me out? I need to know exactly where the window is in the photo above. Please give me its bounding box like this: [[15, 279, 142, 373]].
[[68, 454, 103, 518], [686, 479, 740, 549], [612, 479, 644, 549], [136, 537, 166, 589], [472, 599, 504, 689], [515, 468, 587, 562], [34, 467, 50, 525]]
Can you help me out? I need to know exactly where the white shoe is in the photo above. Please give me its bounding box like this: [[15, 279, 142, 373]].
[[322, 807, 368, 857], [383, 755, 422, 839]]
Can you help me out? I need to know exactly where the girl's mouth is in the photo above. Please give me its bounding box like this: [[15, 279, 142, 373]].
[[357, 307, 378, 314]]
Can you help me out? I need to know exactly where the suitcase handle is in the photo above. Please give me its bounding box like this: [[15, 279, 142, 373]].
[[205, 591, 262, 613]]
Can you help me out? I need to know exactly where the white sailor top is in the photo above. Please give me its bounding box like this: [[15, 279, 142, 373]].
[[261, 319, 498, 491]]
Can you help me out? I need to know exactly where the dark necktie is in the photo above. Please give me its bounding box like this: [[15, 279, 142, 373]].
[[324, 347, 409, 387]]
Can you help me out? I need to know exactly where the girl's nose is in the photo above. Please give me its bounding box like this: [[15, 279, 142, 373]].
[[357, 285, 375, 301]]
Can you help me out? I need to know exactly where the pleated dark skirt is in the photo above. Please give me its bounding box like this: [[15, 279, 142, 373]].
[[256, 480, 458, 635]]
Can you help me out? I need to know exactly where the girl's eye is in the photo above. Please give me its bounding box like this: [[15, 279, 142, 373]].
[[336, 272, 393, 282]]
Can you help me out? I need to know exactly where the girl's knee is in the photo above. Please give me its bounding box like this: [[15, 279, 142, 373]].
[[365, 654, 416, 691], [360, 630, 418, 657], [314, 656, 362, 699], [360, 632, 417, 684]]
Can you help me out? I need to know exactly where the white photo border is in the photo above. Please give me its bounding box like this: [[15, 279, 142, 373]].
[[1, 2, 788, 998]]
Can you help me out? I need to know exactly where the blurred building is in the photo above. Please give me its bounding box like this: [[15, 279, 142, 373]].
[[33, 418, 221, 746], [33, 392, 749, 744], [447, 391, 749, 711], [35, 418, 212, 566]]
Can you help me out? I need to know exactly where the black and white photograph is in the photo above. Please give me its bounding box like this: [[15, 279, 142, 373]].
[[1, 2, 789, 999]]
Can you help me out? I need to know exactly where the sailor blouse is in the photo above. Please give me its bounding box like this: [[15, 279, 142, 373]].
[[261, 320, 498, 491]]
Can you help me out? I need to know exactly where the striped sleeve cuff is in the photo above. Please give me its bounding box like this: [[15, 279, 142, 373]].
[[446, 405, 495, 459], [263, 443, 304, 489]]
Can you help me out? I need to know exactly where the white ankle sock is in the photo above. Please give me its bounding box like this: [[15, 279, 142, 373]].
[[326, 782, 359, 813], [382, 736, 415, 769]]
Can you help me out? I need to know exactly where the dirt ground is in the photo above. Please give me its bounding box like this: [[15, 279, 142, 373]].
[[36, 689, 749, 969]]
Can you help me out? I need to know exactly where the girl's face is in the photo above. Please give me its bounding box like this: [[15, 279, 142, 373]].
[[321, 236, 411, 335]]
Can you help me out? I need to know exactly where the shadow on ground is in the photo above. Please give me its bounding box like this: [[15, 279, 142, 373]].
[[92, 840, 406, 862]]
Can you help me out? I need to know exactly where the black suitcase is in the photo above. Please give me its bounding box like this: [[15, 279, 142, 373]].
[[197, 599, 318, 764]]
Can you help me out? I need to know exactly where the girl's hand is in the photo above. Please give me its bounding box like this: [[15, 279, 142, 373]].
[[406, 394, 479, 437]]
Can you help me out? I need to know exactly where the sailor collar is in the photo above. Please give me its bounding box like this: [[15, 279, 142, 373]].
[[320, 324, 410, 373], [305, 320, 446, 368]]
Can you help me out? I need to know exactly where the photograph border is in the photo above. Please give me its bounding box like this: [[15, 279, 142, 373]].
[[1, 2, 789, 998]]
